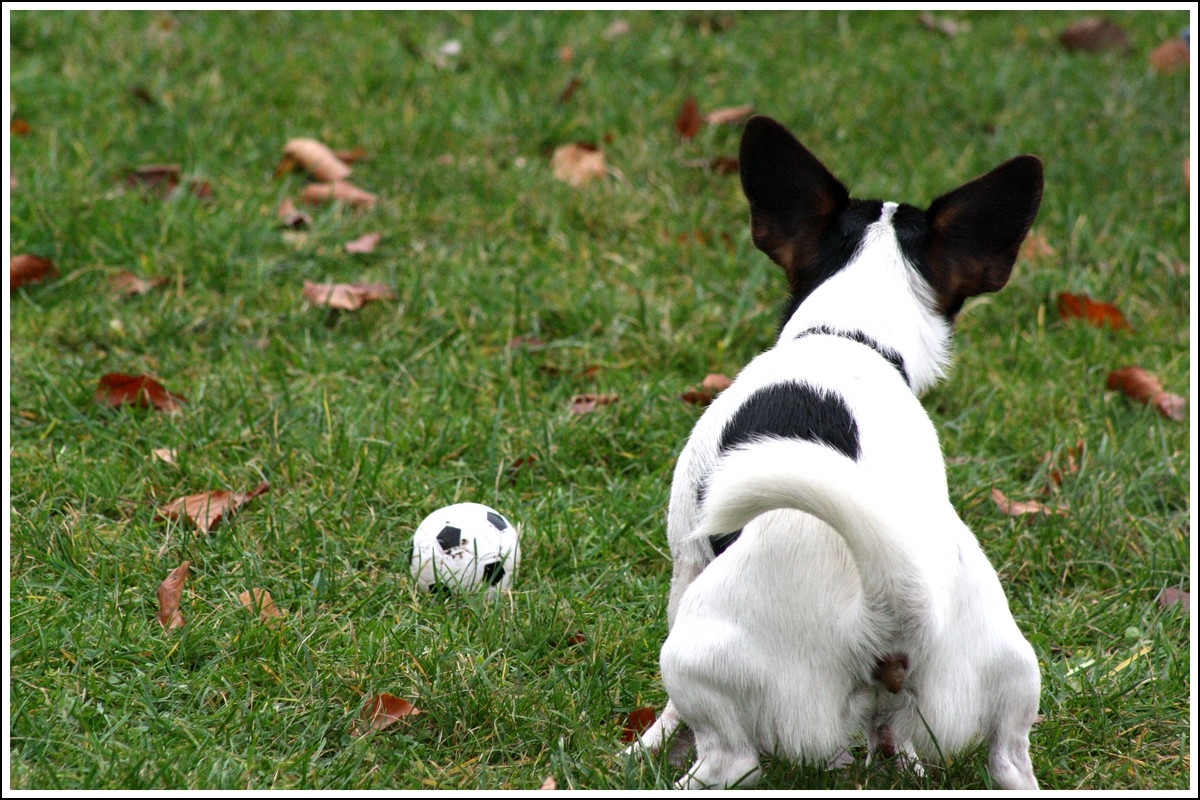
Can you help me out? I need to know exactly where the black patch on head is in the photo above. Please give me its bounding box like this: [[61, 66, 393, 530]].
[[795, 325, 911, 388], [486, 511, 507, 531], [777, 200, 885, 332], [482, 561, 506, 586], [436, 525, 462, 551], [709, 529, 742, 557], [718, 383, 861, 461]]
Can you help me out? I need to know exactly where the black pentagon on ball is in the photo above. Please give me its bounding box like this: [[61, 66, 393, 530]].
[[436, 525, 462, 551], [486, 511, 508, 530], [482, 561, 506, 586]]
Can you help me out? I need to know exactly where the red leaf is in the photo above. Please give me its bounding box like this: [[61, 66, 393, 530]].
[[303, 280, 396, 311], [676, 96, 702, 140], [344, 232, 382, 254], [1157, 587, 1190, 613], [569, 393, 618, 415], [681, 389, 715, 407], [1057, 292, 1132, 331], [156, 561, 190, 629], [621, 706, 657, 743], [991, 487, 1068, 518], [159, 482, 270, 535], [351, 693, 421, 737], [1106, 366, 1186, 421], [11, 118, 32, 135], [96, 373, 187, 413], [1150, 38, 1189, 74], [10, 254, 59, 290], [1060, 17, 1131, 53]]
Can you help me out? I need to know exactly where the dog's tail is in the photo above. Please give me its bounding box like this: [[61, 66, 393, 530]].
[[692, 437, 933, 679]]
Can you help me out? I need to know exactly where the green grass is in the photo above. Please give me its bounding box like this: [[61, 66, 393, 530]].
[[7, 9, 1192, 791]]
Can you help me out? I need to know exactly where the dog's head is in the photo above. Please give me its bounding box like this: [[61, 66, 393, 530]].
[[739, 115, 1043, 325]]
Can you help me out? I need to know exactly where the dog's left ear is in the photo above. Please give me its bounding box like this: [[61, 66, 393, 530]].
[[922, 155, 1044, 316]]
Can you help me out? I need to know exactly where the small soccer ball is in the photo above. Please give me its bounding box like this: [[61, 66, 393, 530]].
[[409, 502, 520, 594]]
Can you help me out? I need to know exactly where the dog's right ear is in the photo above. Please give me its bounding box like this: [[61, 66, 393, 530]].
[[739, 116, 850, 279]]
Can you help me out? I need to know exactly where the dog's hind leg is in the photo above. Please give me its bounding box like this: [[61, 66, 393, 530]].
[[676, 731, 762, 789]]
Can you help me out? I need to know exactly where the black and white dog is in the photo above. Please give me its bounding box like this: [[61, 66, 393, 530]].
[[625, 116, 1044, 789]]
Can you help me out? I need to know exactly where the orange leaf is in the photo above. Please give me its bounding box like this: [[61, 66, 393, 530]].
[[1056, 292, 1131, 331], [156, 561, 190, 629], [239, 588, 283, 623], [351, 693, 421, 737], [570, 393, 618, 415], [1106, 366, 1186, 421], [109, 271, 169, 297], [300, 181, 377, 210], [11, 118, 32, 135], [159, 482, 270, 535], [277, 197, 312, 229], [621, 706, 657, 743], [991, 487, 1068, 517], [704, 105, 754, 125], [551, 143, 606, 187], [676, 95, 702, 140], [96, 373, 187, 413], [10, 254, 59, 290], [1149, 37, 1189, 74], [344, 232, 382, 254], [303, 280, 396, 311], [1059, 17, 1131, 53], [283, 138, 353, 182]]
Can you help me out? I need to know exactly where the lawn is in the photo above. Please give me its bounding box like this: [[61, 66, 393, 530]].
[[6, 9, 1193, 791]]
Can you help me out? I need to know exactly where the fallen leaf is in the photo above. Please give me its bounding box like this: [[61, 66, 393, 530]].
[[277, 197, 312, 229], [1040, 440, 1085, 489], [126, 164, 181, 195], [109, 270, 169, 297], [239, 588, 283, 623], [1057, 292, 1132, 331], [335, 147, 369, 164], [156, 561, 190, 629], [283, 138, 353, 182], [603, 19, 631, 39], [622, 706, 657, 743], [152, 447, 177, 464], [1020, 230, 1057, 262], [540, 776, 557, 790], [557, 76, 583, 104], [1105, 366, 1186, 421], [1059, 17, 1131, 53], [303, 280, 396, 311], [11, 254, 59, 290], [504, 454, 539, 484], [570, 393, 618, 415], [703, 373, 733, 392], [159, 481, 270, 535], [551, 143, 607, 187], [708, 156, 739, 175], [1157, 587, 1190, 613], [300, 181, 377, 210], [96, 373, 187, 413], [351, 693, 421, 737], [991, 487, 1068, 517], [676, 95, 702, 140], [11, 118, 32, 135], [704, 105, 754, 125], [917, 12, 970, 36], [681, 389, 714, 406], [1149, 37, 1189, 74], [559, 44, 574, 65], [344, 232, 382, 254], [189, 179, 213, 200]]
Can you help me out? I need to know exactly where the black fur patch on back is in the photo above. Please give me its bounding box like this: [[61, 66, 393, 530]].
[[777, 200, 885, 332], [795, 325, 911, 388]]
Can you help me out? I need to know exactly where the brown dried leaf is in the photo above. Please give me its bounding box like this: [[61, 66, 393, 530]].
[[622, 706, 657, 743], [152, 447, 177, 464], [11, 118, 32, 135], [96, 373, 187, 413], [239, 588, 283, 623], [1106, 366, 1187, 421], [157, 561, 190, 629], [303, 280, 396, 311], [680, 389, 715, 407], [540, 776, 557, 790], [109, 270, 169, 297], [603, 20, 631, 39], [1057, 292, 1132, 331], [277, 197, 312, 229], [551, 143, 607, 187], [676, 95, 702, 140], [917, 12, 970, 36], [505, 454, 539, 484], [11, 254, 59, 290], [702, 373, 733, 392], [1157, 587, 1190, 613], [1040, 440, 1085, 489], [334, 147, 369, 164], [159, 481, 270, 535], [300, 181, 377, 210], [709, 156, 739, 175], [557, 76, 583, 104], [704, 105, 754, 125], [283, 138, 353, 183], [1020, 230, 1057, 262], [570, 393, 618, 415], [991, 487, 1068, 518], [351, 693, 421, 737], [1060, 17, 1131, 53], [1150, 38, 1189, 74], [344, 232, 383, 254], [127, 164, 182, 195]]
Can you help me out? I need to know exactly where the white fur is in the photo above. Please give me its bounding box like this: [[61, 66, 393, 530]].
[[624, 198, 1041, 790]]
